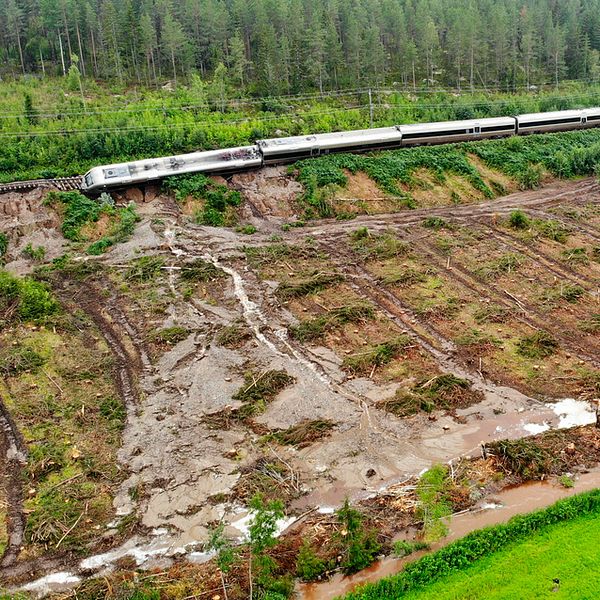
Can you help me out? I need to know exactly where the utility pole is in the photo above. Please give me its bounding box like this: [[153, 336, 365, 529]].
[[58, 32, 66, 76]]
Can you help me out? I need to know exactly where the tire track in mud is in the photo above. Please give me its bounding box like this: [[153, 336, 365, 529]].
[[292, 178, 600, 239], [411, 238, 600, 365], [472, 220, 599, 289], [0, 400, 27, 569]]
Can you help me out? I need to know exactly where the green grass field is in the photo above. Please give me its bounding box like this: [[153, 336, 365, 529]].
[[371, 514, 600, 600]]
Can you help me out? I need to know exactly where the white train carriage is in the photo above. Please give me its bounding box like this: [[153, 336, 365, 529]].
[[399, 117, 516, 146], [82, 145, 262, 192], [257, 126, 403, 163], [516, 109, 588, 135]]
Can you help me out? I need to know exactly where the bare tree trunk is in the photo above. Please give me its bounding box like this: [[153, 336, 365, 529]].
[[15, 29, 25, 74], [59, 32, 66, 76], [171, 48, 177, 85], [76, 24, 86, 76], [90, 28, 98, 76], [39, 48, 46, 76]]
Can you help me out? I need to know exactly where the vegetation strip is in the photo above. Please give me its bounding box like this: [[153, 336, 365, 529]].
[[341, 489, 600, 600]]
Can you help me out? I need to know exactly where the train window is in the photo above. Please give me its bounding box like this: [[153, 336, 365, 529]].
[[84, 174, 94, 187], [582, 116, 588, 124], [474, 125, 481, 134]]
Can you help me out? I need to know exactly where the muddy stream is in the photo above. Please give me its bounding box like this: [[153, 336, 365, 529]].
[[299, 470, 600, 600]]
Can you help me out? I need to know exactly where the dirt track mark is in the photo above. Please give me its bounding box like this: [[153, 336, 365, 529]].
[[473, 220, 599, 289], [0, 401, 27, 569], [411, 238, 600, 365]]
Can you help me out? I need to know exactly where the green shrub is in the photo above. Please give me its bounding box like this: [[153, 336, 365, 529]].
[[343, 336, 412, 375], [393, 540, 430, 558], [534, 218, 570, 243], [289, 304, 374, 342], [276, 272, 343, 300], [0, 270, 59, 324], [508, 210, 531, 229], [517, 163, 543, 189], [233, 370, 295, 418], [125, 256, 165, 282], [180, 258, 225, 282], [416, 465, 452, 542], [421, 217, 449, 230], [0, 233, 8, 257], [296, 539, 332, 581], [336, 499, 382, 575]]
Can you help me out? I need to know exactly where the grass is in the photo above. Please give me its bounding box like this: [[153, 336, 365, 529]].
[[343, 336, 412, 375], [276, 272, 344, 300], [383, 513, 600, 600], [516, 331, 559, 359], [262, 420, 335, 448], [180, 258, 225, 282], [232, 370, 295, 419], [350, 230, 410, 261], [45, 191, 139, 253], [476, 253, 524, 278], [381, 375, 482, 417], [0, 319, 125, 555], [289, 304, 374, 342], [215, 324, 251, 348], [150, 326, 189, 345]]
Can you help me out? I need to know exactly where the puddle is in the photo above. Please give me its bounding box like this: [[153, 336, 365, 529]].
[[299, 469, 600, 600]]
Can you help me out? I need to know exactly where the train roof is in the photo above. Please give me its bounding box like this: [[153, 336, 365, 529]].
[[517, 109, 585, 122], [398, 117, 515, 133]]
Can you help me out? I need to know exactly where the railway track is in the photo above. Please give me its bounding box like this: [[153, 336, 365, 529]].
[[0, 176, 82, 194]]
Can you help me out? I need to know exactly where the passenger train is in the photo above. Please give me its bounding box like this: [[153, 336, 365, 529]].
[[81, 107, 600, 193]]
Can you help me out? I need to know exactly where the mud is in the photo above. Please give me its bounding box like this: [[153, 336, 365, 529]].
[[300, 468, 600, 600], [1, 172, 599, 593]]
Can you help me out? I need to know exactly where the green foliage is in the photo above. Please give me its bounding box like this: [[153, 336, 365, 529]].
[[336, 499, 382, 575], [0, 233, 8, 258], [22, 244, 46, 262], [125, 256, 165, 282], [477, 253, 524, 278], [165, 173, 241, 227], [276, 272, 344, 300], [516, 163, 543, 190], [561, 247, 589, 265], [215, 324, 251, 348], [207, 522, 239, 575], [23, 92, 38, 125], [0, 269, 59, 324], [541, 283, 585, 305], [421, 217, 449, 230], [46, 191, 103, 241], [415, 465, 452, 542], [508, 210, 531, 230], [473, 304, 511, 324], [516, 330, 559, 359], [393, 540, 430, 558], [0, 346, 45, 376], [351, 231, 410, 261], [580, 314, 600, 333], [264, 420, 335, 448], [488, 438, 554, 479], [150, 326, 189, 344], [296, 539, 332, 581], [289, 303, 374, 342], [180, 258, 225, 282], [343, 490, 600, 600], [237, 224, 258, 235], [533, 218, 570, 243], [343, 336, 412, 375], [248, 494, 286, 594], [233, 370, 295, 418], [99, 396, 127, 432], [559, 474, 575, 488]]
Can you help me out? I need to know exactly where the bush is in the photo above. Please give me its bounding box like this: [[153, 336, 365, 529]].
[[393, 540, 430, 558], [296, 539, 332, 581], [0, 233, 8, 258], [0, 270, 59, 324], [508, 209, 531, 229]]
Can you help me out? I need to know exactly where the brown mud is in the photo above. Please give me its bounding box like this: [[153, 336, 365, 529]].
[[0, 172, 599, 593], [300, 469, 600, 600]]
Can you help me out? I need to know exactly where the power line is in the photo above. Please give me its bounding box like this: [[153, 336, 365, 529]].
[[1, 79, 599, 120]]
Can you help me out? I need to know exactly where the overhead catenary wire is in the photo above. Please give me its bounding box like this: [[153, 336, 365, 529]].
[[0, 78, 599, 120], [3, 90, 600, 139]]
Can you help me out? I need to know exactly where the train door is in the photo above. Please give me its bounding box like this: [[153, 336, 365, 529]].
[[474, 123, 481, 135], [582, 113, 588, 126]]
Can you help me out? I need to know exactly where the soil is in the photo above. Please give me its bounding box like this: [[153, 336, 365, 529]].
[[0, 167, 599, 594]]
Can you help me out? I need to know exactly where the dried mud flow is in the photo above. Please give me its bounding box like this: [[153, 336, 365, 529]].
[[1, 170, 600, 592]]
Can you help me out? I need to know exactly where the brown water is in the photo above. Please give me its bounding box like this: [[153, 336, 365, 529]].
[[298, 470, 600, 600]]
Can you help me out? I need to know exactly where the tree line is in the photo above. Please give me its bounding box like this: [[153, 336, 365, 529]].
[[1, 0, 600, 95]]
